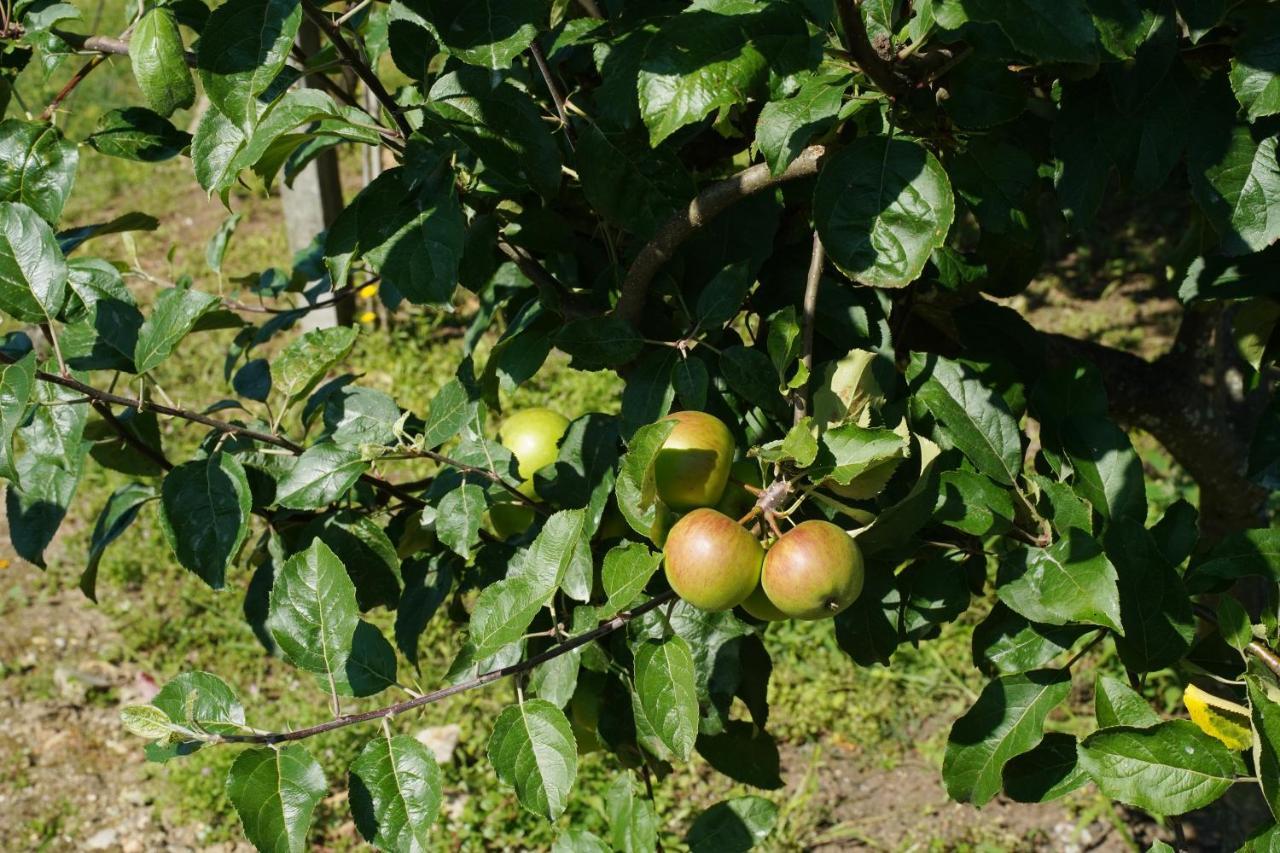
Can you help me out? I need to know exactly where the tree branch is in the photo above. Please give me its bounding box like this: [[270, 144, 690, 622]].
[[300, 0, 412, 138], [210, 590, 676, 744], [795, 231, 824, 424], [222, 282, 361, 316], [400, 446, 548, 514], [529, 41, 573, 145], [0, 352, 425, 509], [614, 145, 828, 326], [91, 400, 174, 472], [835, 0, 906, 98]]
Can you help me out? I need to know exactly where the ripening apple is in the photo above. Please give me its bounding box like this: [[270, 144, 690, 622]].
[[663, 508, 763, 611], [491, 407, 570, 538], [761, 519, 864, 619], [655, 410, 735, 511]]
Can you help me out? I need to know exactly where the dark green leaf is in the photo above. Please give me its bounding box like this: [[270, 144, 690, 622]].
[[488, 699, 577, 820], [998, 529, 1123, 633], [197, 0, 303, 130], [298, 511, 403, 612], [1002, 733, 1087, 803], [81, 482, 156, 602], [0, 200, 68, 323], [1186, 528, 1280, 591], [0, 120, 77, 223], [1095, 674, 1160, 728], [687, 796, 778, 853], [226, 745, 326, 853], [88, 107, 192, 162], [130, 8, 195, 116], [1078, 721, 1244, 815], [1229, 7, 1280, 121], [349, 733, 442, 850], [556, 316, 644, 370], [814, 136, 955, 289], [934, 469, 1015, 536], [415, 0, 542, 69], [1248, 672, 1280, 820], [0, 349, 36, 485], [159, 452, 252, 588], [756, 71, 847, 175], [942, 669, 1071, 805], [935, 0, 1099, 63], [134, 286, 220, 373], [275, 442, 368, 510], [575, 124, 694, 236], [601, 541, 661, 618], [972, 604, 1087, 676], [1105, 518, 1195, 671], [720, 345, 786, 417], [696, 721, 783, 790], [941, 59, 1025, 129], [615, 418, 676, 538]]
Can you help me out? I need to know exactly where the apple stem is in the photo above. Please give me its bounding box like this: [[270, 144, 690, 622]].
[[737, 506, 761, 526], [733, 478, 764, 496], [764, 510, 785, 539]]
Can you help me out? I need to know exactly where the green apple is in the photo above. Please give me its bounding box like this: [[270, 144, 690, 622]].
[[491, 407, 570, 538], [654, 410, 735, 511], [740, 581, 789, 622], [761, 520, 864, 620], [663, 508, 763, 611]]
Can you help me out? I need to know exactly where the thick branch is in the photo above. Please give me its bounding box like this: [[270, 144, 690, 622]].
[[1042, 332, 1267, 538], [614, 145, 828, 326], [835, 0, 906, 98], [51, 29, 195, 65], [300, 0, 412, 138], [212, 590, 676, 744]]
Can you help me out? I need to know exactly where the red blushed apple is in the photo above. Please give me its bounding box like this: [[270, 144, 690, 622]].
[[663, 508, 763, 611], [761, 520, 864, 619], [654, 410, 735, 511]]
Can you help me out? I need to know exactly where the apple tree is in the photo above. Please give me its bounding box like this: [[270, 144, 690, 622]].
[[2, 0, 1280, 848]]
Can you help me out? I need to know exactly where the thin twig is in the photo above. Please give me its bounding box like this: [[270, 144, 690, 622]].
[[91, 400, 174, 471], [402, 446, 547, 514], [613, 145, 828, 326], [0, 351, 423, 509], [222, 282, 361, 316], [795, 232, 824, 424], [300, 0, 412, 137], [211, 590, 677, 744], [529, 41, 574, 145], [1194, 603, 1280, 679], [40, 52, 108, 121]]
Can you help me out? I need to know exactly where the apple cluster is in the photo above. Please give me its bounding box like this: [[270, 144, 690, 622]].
[[492, 408, 864, 622]]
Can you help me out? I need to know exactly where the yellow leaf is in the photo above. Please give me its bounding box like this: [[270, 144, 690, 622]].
[[1183, 684, 1252, 751]]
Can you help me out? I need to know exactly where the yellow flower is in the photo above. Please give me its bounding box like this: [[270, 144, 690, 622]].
[[358, 311, 377, 325], [358, 282, 380, 299]]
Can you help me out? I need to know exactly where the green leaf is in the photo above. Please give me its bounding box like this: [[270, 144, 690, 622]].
[[274, 442, 369, 510], [81, 482, 156, 602], [529, 647, 581, 709], [633, 635, 699, 760], [419, 378, 478, 451], [133, 286, 220, 373], [615, 418, 676, 538], [1248, 672, 1280, 819], [159, 452, 252, 589], [299, 511, 403, 612], [556, 316, 644, 370], [0, 121, 78, 223], [1104, 518, 1195, 672], [972, 604, 1088, 676], [272, 326, 359, 407], [1186, 528, 1280, 591], [435, 481, 485, 561], [226, 745, 327, 853], [601, 541, 661, 618], [1189, 91, 1280, 256], [756, 71, 848, 175], [908, 353, 1022, 485], [1078, 720, 1244, 815], [553, 829, 611, 853], [606, 773, 659, 853], [197, 0, 303, 131], [130, 8, 195, 117], [424, 68, 562, 197], [940, 60, 1026, 129], [942, 668, 1071, 805], [268, 539, 396, 697], [470, 509, 590, 657], [87, 107, 192, 162], [192, 106, 247, 194], [935, 470, 1015, 536], [1060, 415, 1146, 523], [323, 166, 465, 304], [637, 0, 811, 146], [415, 0, 542, 69], [814, 136, 956, 289], [5, 376, 87, 567], [152, 670, 245, 738], [1229, 7, 1280, 121], [575, 124, 694, 237], [321, 384, 400, 449], [121, 704, 182, 740], [721, 345, 787, 417], [935, 0, 1099, 64], [687, 796, 778, 853], [1095, 674, 1160, 728], [998, 529, 1123, 634], [1217, 596, 1253, 652], [696, 720, 784, 789], [0, 201, 68, 323], [809, 423, 906, 486], [0, 349, 36, 486], [488, 699, 578, 820], [1002, 733, 1087, 803], [349, 733, 442, 851]]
